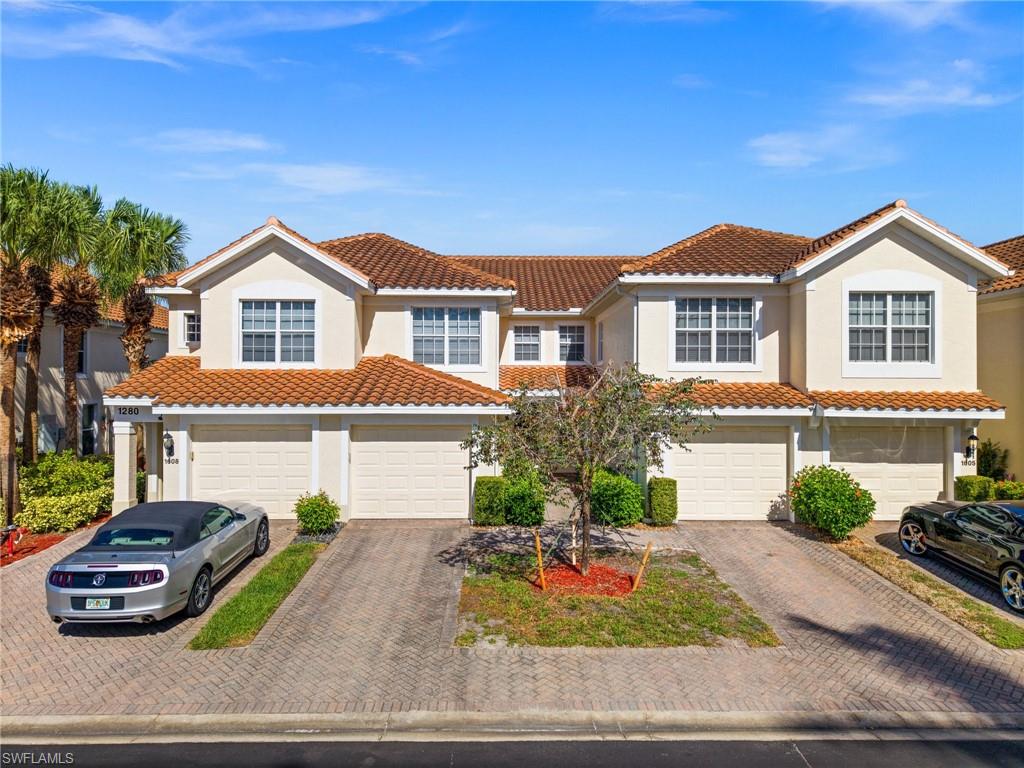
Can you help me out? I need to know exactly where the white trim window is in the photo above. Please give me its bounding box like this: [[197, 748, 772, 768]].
[[184, 312, 202, 344], [848, 292, 932, 363], [77, 331, 88, 375], [513, 325, 540, 362], [558, 325, 585, 362], [674, 298, 753, 365], [240, 300, 315, 363], [412, 307, 481, 366], [597, 321, 605, 362]]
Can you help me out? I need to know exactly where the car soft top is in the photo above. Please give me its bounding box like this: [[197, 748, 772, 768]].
[[84, 501, 221, 551]]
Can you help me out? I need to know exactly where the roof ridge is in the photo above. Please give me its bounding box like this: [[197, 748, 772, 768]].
[[622, 223, 733, 273], [451, 254, 636, 261], [790, 200, 905, 263], [376, 354, 509, 401]]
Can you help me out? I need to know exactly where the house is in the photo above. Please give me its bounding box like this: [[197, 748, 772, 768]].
[[105, 201, 1012, 521], [15, 304, 168, 455], [978, 235, 1024, 478]]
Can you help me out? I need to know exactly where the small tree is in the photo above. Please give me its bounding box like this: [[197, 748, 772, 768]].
[[463, 364, 708, 574], [978, 439, 1009, 481]]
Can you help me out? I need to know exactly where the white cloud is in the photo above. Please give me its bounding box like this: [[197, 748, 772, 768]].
[[747, 125, 897, 171], [598, 1, 730, 24], [849, 78, 1016, 111], [144, 129, 276, 154], [357, 45, 425, 67], [358, 17, 476, 67], [673, 73, 709, 89], [2, 2, 405, 68], [821, 1, 968, 30], [174, 162, 438, 198]]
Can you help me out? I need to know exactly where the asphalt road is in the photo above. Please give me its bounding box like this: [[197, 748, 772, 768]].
[[3, 740, 1023, 768]]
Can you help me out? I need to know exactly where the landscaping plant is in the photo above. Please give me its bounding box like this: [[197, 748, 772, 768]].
[[591, 469, 643, 527], [502, 472, 546, 527], [790, 464, 875, 540], [648, 477, 678, 526], [978, 439, 1009, 481], [463, 364, 707, 574], [995, 480, 1024, 500], [473, 476, 507, 525], [16, 451, 114, 532], [293, 491, 340, 535], [955, 475, 996, 502]]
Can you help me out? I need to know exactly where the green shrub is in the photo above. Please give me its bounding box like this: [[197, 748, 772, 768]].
[[648, 477, 678, 526], [995, 480, 1024, 500], [136, 471, 146, 503], [591, 469, 644, 527], [293, 491, 340, 535], [20, 451, 113, 498], [15, 487, 113, 533], [978, 439, 1009, 481], [502, 474, 546, 526], [473, 476, 507, 525], [790, 465, 875, 540], [955, 475, 996, 502]]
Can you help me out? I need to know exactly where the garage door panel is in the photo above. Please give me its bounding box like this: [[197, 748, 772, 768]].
[[668, 427, 789, 521]]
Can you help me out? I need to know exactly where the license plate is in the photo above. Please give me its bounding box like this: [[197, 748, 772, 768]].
[[85, 598, 110, 610]]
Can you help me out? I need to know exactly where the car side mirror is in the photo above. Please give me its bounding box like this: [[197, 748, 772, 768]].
[[233, 512, 247, 522]]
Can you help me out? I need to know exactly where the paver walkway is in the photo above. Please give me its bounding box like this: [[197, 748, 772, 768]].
[[2, 520, 1022, 718]]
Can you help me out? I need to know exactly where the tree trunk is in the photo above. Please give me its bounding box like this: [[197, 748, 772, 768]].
[[62, 326, 83, 457], [120, 285, 153, 376], [21, 318, 44, 463], [579, 492, 592, 576], [0, 342, 20, 526]]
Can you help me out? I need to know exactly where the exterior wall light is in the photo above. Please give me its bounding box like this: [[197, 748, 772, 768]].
[[965, 433, 979, 460], [163, 431, 175, 459]]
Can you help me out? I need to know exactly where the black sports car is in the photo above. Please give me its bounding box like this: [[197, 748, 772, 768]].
[[898, 500, 1024, 612]]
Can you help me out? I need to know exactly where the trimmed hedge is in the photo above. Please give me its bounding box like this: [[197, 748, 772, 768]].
[[591, 469, 644, 527], [955, 475, 996, 502], [648, 477, 678, 526], [503, 474, 546, 527], [790, 465, 875, 540], [995, 480, 1024, 501], [294, 491, 340, 535], [15, 487, 113, 533], [473, 476, 508, 526]]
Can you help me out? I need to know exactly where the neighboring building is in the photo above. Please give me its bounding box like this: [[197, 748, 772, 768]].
[[979, 235, 1024, 479], [107, 201, 1013, 520], [15, 305, 168, 455]]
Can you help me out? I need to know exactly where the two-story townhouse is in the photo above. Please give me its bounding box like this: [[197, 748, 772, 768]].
[[15, 304, 168, 455], [978, 235, 1024, 478], [106, 201, 1012, 521]]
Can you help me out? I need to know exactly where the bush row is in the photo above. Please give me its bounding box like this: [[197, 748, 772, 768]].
[[955, 475, 1024, 502], [472, 474, 545, 527], [790, 464, 875, 541], [15, 451, 115, 533]]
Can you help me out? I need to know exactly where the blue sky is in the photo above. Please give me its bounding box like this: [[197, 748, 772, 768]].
[[3, 1, 1022, 262]]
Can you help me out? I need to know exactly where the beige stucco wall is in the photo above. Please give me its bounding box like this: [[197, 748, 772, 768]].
[[192, 240, 361, 369], [497, 316, 595, 366], [362, 296, 500, 389], [166, 294, 201, 357], [978, 293, 1024, 477], [594, 294, 635, 367], [801, 226, 979, 391], [15, 316, 167, 453], [635, 285, 789, 382], [788, 288, 807, 390]]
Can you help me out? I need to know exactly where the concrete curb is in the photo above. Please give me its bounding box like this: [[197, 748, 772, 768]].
[[4, 710, 1024, 743]]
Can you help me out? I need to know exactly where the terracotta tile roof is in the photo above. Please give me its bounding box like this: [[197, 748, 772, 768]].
[[453, 256, 629, 311], [785, 200, 904, 268], [106, 354, 508, 407], [981, 235, 1024, 294], [810, 390, 1003, 412], [688, 382, 813, 409], [99, 302, 168, 331], [318, 233, 514, 291], [499, 365, 599, 391], [622, 223, 812, 277]]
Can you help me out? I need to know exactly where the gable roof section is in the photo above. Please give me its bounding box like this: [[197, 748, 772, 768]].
[[318, 234, 514, 291], [100, 301, 168, 331], [499, 364, 600, 391], [811, 390, 1003, 413], [106, 354, 508, 408], [455, 256, 628, 310], [980, 235, 1024, 295]]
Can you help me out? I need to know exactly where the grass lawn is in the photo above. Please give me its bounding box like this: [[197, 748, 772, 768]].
[[456, 551, 779, 648], [189, 542, 325, 650], [836, 538, 1024, 650]]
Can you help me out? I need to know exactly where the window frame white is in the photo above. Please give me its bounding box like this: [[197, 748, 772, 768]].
[[597, 321, 605, 363], [236, 298, 318, 368], [512, 324, 541, 363], [558, 324, 587, 364], [183, 311, 202, 345], [666, 294, 763, 372], [406, 303, 487, 372]]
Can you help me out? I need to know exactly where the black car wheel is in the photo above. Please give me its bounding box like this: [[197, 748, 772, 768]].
[[186, 567, 213, 618], [899, 521, 928, 556], [1000, 564, 1024, 612], [254, 518, 270, 557]]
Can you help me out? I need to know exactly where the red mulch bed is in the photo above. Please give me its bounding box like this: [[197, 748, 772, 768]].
[[0, 514, 110, 567], [536, 562, 635, 597]]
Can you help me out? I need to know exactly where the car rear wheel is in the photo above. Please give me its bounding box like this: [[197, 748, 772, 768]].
[[253, 518, 270, 557], [186, 568, 213, 618], [1000, 565, 1024, 613], [899, 521, 928, 556]]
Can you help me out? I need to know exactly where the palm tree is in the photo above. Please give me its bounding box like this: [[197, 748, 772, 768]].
[[0, 166, 50, 523], [100, 200, 188, 375], [50, 185, 103, 457]]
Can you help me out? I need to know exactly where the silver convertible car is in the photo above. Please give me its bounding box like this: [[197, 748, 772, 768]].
[[46, 501, 270, 624]]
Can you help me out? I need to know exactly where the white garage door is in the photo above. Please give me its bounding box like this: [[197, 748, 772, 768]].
[[191, 424, 312, 518], [831, 426, 943, 520], [350, 426, 470, 518], [668, 427, 789, 520]]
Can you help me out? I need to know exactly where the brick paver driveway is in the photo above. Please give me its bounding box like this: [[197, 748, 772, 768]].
[[2, 520, 1023, 717]]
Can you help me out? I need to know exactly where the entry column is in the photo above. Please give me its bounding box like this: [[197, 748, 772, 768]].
[[112, 421, 138, 514]]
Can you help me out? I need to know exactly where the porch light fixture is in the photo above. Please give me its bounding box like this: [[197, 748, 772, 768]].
[[163, 431, 175, 459], [965, 433, 979, 460]]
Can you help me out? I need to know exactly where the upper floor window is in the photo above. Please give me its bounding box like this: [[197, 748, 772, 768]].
[[513, 325, 540, 362], [412, 307, 481, 366], [597, 321, 605, 362], [16, 337, 28, 354], [184, 312, 201, 344], [241, 300, 315, 363], [848, 292, 931, 363], [559, 325, 585, 362], [77, 332, 87, 374], [674, 298, 753, 364]]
